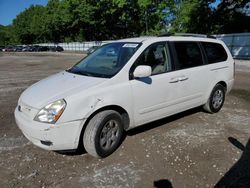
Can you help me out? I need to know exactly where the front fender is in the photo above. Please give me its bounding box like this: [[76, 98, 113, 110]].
[[57, 83, 135, 129]]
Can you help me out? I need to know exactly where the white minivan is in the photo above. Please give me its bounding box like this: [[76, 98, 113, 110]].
[[15, 35, 234, 158]]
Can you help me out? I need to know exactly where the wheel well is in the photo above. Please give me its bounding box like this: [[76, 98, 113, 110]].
[[87, 105, 130, 130], [77, 105, 130, 150], [217, 81, 227, 92]]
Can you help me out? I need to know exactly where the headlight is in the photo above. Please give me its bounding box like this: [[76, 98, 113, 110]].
[[34, 99, 66, 124]]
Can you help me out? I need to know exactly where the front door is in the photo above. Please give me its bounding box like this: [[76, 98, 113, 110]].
[[129, 42, 182, 126]]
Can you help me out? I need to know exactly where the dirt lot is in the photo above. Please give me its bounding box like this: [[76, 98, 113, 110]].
[[0, 52, 249, 188]]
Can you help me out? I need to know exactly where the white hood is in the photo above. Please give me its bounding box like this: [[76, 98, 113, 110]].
[[20, 71, 107, 108]]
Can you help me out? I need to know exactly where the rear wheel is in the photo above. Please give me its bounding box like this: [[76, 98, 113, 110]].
[[203, 84, 226, 113], [83, 110, 124, 158]]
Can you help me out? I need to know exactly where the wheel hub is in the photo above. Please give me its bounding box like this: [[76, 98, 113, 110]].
[[100, 120, 119, 150], [212, 89, 223, 109]]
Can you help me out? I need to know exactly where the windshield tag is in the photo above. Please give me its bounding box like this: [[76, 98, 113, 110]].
[[122, 43, 138, 48]]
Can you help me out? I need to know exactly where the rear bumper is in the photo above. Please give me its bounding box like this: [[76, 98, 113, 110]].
[[14, 107, 85, 151]]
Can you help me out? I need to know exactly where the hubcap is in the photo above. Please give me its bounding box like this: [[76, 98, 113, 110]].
[[99, 120, 119, 150], [212, 89, 223, 109]]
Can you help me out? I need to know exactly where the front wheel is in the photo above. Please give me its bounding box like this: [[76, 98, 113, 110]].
[[83, 110, 124, 158], [203, 84, 226, 113]]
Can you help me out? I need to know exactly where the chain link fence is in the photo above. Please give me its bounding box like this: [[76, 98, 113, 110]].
[[216, 33, 250, 59], [38, 33, 250, 59], [38, 41, 112, 52]]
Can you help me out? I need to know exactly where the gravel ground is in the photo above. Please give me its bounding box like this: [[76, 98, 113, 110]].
[[0, 52, 249, 188]]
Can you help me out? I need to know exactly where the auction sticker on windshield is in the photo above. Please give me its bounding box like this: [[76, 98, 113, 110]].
[[122, 43, 139, 48]]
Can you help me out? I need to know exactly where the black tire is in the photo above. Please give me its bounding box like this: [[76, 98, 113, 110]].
[[83, 110, 124, 158], [203, 84, 226, 113]]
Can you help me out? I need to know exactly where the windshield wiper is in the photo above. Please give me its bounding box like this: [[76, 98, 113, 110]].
[[67, 67, 109, 78], [67, 67, 90, 76]]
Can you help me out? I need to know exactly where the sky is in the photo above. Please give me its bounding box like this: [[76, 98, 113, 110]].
[[0, 0, 48, 26], [210, 0, 220, 8]]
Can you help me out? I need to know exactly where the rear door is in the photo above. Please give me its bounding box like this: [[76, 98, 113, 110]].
[[169, 41, 209, 109]]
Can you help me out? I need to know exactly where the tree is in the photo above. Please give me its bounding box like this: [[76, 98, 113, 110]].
[[171, 0, 250, 34], [0, 25, 12, 45], [12, 5, 47, 44], [5, 0, 177, 43], [137, 0, 174, 35], [61, 0, 175, 40], [210, 0, 250, 33]]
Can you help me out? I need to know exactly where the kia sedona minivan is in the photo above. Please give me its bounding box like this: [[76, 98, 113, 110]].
[[15, 35, 234, 158]]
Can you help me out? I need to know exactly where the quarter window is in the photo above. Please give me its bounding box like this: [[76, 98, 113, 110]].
[[202, 42, 228, 64], [173, 42, 203, 69]]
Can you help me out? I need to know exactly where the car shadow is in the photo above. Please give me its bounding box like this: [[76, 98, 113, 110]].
[[55, 146, 87, 156], [215, 137, 250, 188], [127, 106, 202, 136]]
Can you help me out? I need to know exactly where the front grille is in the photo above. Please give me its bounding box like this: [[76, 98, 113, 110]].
[[18, 101, 37, 120]]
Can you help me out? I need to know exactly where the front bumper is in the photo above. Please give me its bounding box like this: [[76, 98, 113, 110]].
[[14, 107, 85, 151]]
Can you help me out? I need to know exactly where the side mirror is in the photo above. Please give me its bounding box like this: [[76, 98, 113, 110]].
[[133, 65, 152, 78]]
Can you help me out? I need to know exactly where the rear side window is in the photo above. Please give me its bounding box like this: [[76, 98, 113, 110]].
[[173, 42, 203, 69], [202, 42, 228, 64]]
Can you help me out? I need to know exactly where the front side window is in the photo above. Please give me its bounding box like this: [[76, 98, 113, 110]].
[[173, 42, 203, 69], [131, 42, 172, 76], [202, 42, 228, 64], [67, 42, 140, 78]]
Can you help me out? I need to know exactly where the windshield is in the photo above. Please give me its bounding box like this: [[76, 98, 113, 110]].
[[67, 42, 141, 78]]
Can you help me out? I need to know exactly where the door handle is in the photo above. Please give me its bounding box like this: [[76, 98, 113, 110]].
[[179, 76, 189, 81], [170, 76, 188, 83], [169, 78, 179, 83]]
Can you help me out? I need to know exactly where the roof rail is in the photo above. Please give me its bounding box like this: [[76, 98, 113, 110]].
[[158, 33, 216, 39], [158, 32, 174, 37]]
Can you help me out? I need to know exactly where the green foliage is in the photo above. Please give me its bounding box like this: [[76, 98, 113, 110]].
[[7, 0, 174, 43], [12, 5, 47, 44], [0, 25, 12, 45], [1, 0, 249, 45], [171, 0, 250, 34]]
